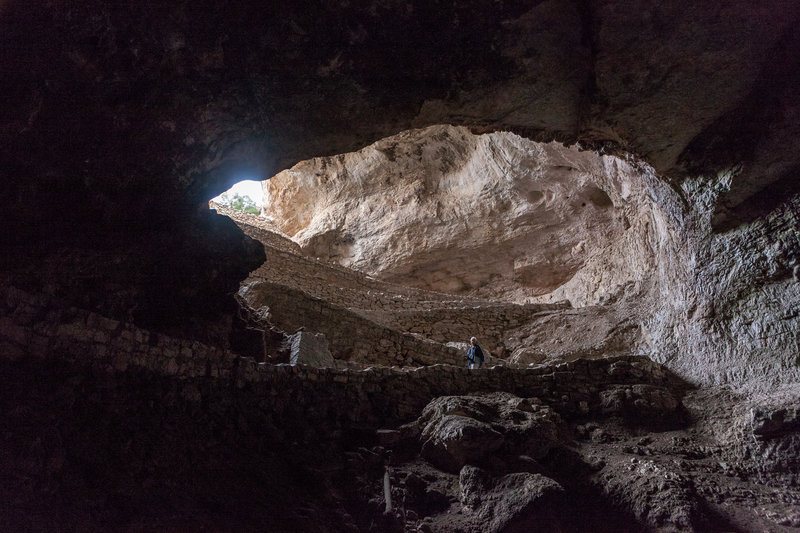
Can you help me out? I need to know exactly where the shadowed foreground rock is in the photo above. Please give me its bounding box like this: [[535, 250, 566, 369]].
[[411, 393, 564, 474], [1, 1, 800, 531]]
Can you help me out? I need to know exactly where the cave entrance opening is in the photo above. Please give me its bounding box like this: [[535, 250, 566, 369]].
[[208, 126, 661, 369], [209, 179, 264, 215]]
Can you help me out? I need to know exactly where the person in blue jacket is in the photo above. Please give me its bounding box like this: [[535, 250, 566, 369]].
[[467, 337, 485, 369]]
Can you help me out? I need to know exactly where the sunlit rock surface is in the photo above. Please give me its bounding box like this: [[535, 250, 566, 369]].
[[264, 125, 647, 301], [263, 124, 800, 389]]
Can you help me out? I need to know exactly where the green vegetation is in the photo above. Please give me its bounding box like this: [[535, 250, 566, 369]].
[[218, 192, 260, 214]]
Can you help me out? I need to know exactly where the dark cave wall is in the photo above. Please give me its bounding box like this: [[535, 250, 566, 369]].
[[1, 0, 799, 340]]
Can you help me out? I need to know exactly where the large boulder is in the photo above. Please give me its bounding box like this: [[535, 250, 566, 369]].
[[459, 466, 565, 533], [411, 393, 565, 473], [421, 415, 505, 474], [287, 330, 334, 367]]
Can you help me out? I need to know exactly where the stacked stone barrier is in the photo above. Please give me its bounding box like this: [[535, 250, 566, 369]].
[[0, 285, 238, 379], [210, 203, 303, 255], [1, 285, 683, 432], [356, 302, 570, 358], [221, 207, 500, 311], [220, 212, 571, 359], [238, 281, 474, 367]]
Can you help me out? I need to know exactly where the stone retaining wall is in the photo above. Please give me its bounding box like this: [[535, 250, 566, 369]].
[[1, 285, 681, 428], [1, 285, 236, 378], [248, 244, 484, 311], [238, 280, 474, 367], [223, 209, 499, 311], [219, 215, 570, 358], [210, 203, 302, 255], [233, 354, 681, 427], [358, 303, 569, 358]]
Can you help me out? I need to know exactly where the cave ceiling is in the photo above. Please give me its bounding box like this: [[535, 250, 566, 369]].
[[2, 6, 800, 528], [1, 0, 799, 332], [3, 1, 798, 214]]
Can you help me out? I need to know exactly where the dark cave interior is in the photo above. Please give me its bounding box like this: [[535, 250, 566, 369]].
[[2, 1, 800, 531]]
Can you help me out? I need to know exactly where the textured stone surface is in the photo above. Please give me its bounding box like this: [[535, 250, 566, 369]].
[[2, 0, 800, 346], [412, 393, 563, 473], [459, 467, 566, 533], [264, 125, 644, 300], [2, 281, 799, 532], [2, 1, 800, 531], [224, 207, 561, 364], [261, 124, 800, 390], [287, 330, 334, 367], [0, 283, 686, 423]]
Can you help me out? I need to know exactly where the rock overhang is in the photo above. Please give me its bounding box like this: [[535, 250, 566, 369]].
[[262, 125, 650, 301], [2, 0, 800, 353], [3, 1, 799, 226]]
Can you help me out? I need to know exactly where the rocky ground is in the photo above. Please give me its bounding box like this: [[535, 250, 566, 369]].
[[340, 386, 800, 533], [227, 210, 800, 532], [1, 207, 798, 532]]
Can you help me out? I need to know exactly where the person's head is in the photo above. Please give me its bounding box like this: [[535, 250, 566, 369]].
[[470, 337, 477, 345]]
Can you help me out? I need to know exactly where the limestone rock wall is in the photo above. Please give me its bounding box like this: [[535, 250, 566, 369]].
[[641, 179, 800, 388], [3, 2, 800, 530], [264, 125, 648, 301], [238, 280, 469, 368], [3, 0, 800, 351], [540, 161, 800, 388], [261, 124, 800, 388], [225, 209, 557, 360]]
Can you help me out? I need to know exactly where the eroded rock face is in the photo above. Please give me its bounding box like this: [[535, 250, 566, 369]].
[[407, 393, 564, 474], [264, 125, 646, 300], [2, 0, 799, 349], [262, 121, 800, 389], [2, 1, 800, 532]]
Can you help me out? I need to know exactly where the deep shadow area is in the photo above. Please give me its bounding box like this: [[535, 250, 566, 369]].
[[0, 356, 355, 533], [2, 2, 800, 531], [711, 168, 800, 233]]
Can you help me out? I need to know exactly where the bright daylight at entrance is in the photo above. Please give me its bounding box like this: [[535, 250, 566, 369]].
[[211, 179, 264, 214]]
